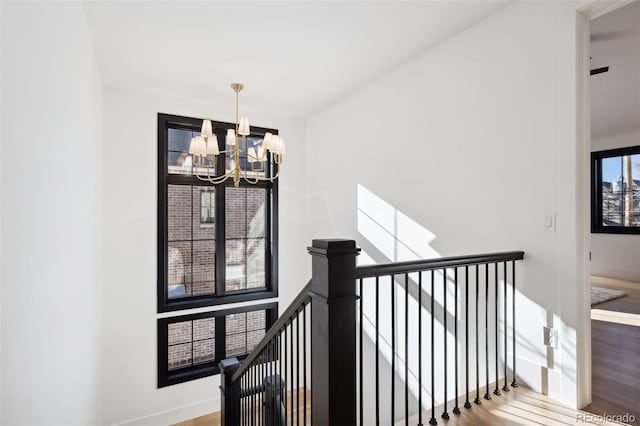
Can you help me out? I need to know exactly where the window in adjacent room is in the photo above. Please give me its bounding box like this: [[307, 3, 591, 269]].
[[592, 146, 640, 233]]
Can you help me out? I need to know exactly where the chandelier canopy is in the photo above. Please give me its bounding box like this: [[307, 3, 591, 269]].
[[188, 83, 285, 187]]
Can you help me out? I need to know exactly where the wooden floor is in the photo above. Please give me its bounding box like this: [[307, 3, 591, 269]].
[[176, 385, 626, 425], [402, 384, 627, 426], [583, 277, 640, 423], [174, 389, 310, 426]]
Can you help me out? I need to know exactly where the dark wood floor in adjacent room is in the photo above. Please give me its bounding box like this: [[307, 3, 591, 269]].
[[583, 277, 640, 424]]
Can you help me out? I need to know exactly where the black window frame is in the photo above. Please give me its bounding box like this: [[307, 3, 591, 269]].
[[592, 145, 640, 234], [157, 113, 279, 312], [157, 302, 278, 387]]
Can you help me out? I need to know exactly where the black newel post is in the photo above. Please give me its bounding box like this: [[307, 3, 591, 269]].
[[220, 357, 241, 426], [308, 239, 360, 426]]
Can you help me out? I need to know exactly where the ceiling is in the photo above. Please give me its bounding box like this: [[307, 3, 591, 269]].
[[591, 1, 640, 141], [83, 1, 509, 119]]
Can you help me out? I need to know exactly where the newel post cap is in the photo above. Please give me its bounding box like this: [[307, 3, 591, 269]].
[[307, 239, 361, 257]]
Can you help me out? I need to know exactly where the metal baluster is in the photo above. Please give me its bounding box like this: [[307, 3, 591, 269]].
[[268, 342, 272, 426], [278, 332, 282, 426], [296, 312, 300, 426], [442, 268, 449, 420], [484, 264, 491, 401], [260, 351, 264, 426], [430, 270, 437, 425], [464, 265, 471, 410], [419, 272, 423, 426], [252, 358, 256, 426], [453, 267, 461, 415], [359, 279, 363, 426], [494, 263, 501, 397], [284, 326, 287, 425], [391, 275, 396, 425], [503, 262, 510, 393], [474, 265, 481, 405], [511, 260, 519, 388], [242, 374, 245, 426], [278, 331, 282, 426], [290, 320, 294, 426], [304, 304, 307, 426], [405, 273, 409, 426], [375, 276, 380, 426]]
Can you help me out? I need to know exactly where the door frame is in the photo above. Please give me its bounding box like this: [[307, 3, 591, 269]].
[[575, 0, 636, 408]]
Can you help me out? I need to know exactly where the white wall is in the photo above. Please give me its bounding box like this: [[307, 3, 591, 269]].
[[306, 0, 589, 409], [0, 1, 3, 421], [100, 86, 308, 425], [590, 1, 640, 282], [0, 2, 103, 425]]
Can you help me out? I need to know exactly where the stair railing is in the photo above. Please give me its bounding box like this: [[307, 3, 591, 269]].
[[220, 239, 360, 426], [219, 239, 524, 426]]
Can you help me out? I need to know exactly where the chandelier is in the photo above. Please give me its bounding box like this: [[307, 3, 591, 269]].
[[188, 83, 285, 187]]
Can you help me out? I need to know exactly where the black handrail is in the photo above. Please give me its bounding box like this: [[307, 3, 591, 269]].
[[231, 280, 312, 383], [355, 250, 525, 278]]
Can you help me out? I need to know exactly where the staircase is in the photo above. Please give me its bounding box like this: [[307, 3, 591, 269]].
[[218, 239, 525, 426]]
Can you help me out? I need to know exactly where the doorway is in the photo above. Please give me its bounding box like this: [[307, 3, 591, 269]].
[[579, 1, 640, 422]]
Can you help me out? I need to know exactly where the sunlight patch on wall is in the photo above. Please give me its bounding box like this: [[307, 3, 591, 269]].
[[357, 184, 440, 264]]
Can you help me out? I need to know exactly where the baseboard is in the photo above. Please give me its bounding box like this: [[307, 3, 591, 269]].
[[591, 275, 640, 289], [113, 397, 219, 426]]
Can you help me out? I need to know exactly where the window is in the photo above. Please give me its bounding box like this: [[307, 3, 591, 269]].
[[200, 190, 215, 225], [158, 113, 278, 311], [592, 146, 640, 233], [157, 114, 279, 386], [158, 303, 277, 387]]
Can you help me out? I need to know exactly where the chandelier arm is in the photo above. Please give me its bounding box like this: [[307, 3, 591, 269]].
[[240, 169, 261, 185], [194, 167, 232, 185]]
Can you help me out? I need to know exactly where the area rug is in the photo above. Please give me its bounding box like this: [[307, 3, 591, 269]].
[[591, 286, 626, 305]]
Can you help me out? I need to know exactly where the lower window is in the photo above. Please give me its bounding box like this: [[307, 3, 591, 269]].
[[157, 302, 277, 387]]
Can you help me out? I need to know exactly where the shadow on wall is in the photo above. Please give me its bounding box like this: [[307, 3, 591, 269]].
[[355, 184, 549, 424]]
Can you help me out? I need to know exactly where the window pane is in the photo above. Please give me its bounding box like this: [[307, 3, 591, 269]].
[[168, 343, 192, 370], [168, 127, 215, 175], [198, 188, 215, 227], [192, 240, 215, 296], [193, 187, 215, 238], [168, 185, 192, 241], [225, 310, 267, 357], [226, 312, 246, 333], [225, 333, 246, 357], [225, 136, 266, 176], [193, 340, 215, 365], [225, 187, 267, 291], [247, 329, 265, 352], [601, 154, 640, 227], [168, 128, 195, 175], [225, 313, 247, 357], [193, 318, 215, 340], [168, 241, 191, 299], [247, 188, 265, 238], [168, 321, 192, 346], [167, 317, 216, 371], [226, 187, 246, 239], [226, 239, 246, 291], [247, 310, 266, 331], [247, 238, 265, 289], [167, 185, 215, 298]]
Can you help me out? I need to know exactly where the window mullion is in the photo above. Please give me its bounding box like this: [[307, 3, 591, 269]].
[[216, 184, 226, 297]]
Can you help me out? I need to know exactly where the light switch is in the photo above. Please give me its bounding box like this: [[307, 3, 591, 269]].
[[544, 213, 556, 232]]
